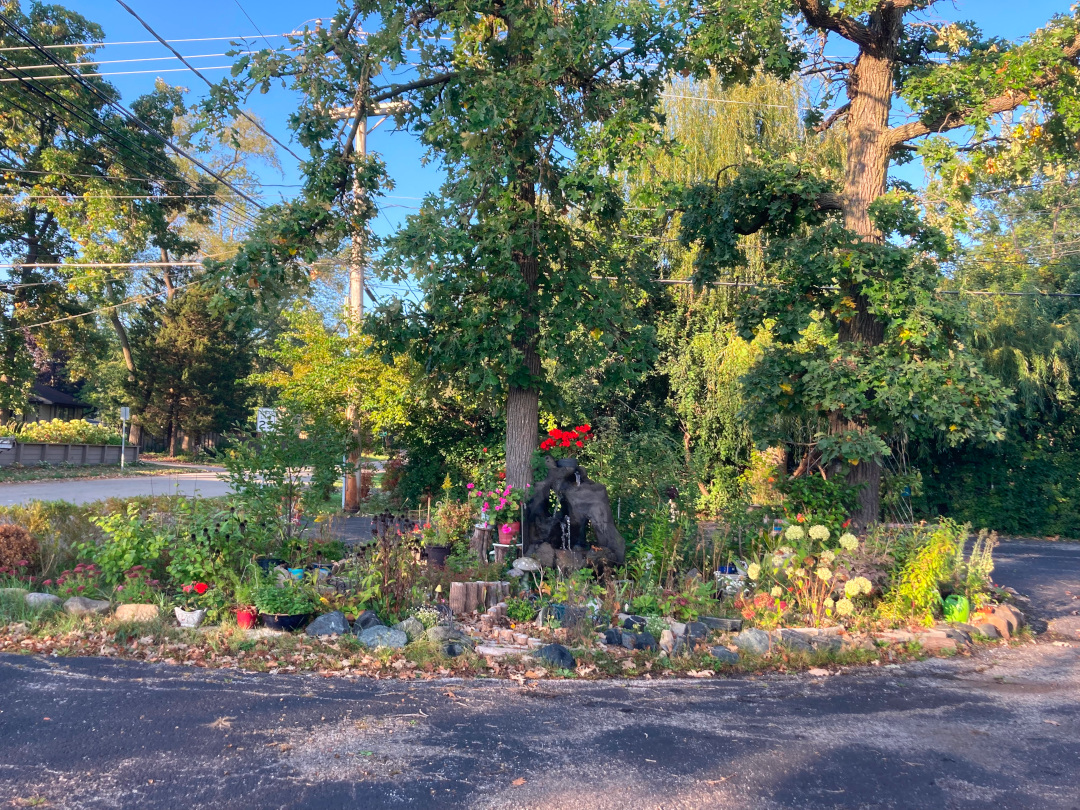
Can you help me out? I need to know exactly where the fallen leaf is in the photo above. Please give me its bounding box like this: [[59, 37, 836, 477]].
[[686, 670, 713, 678], [207, 716, 236, 730], [512, 778, 526, 787], [523, 669, 547, 679], [808, 668, 830, 677], [1044, 720, 1060, 726]]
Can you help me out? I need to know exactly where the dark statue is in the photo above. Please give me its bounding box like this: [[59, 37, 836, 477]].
[[523, 456, 625, 569]]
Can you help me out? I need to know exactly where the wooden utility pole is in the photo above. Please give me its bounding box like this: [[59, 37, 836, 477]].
[[337, 92, 410, 511]]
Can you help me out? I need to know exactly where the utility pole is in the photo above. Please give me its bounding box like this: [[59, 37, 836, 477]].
[[335, 92, 410, 511]]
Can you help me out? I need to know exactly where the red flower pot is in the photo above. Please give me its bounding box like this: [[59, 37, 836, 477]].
[[235, 608, 257, 629]]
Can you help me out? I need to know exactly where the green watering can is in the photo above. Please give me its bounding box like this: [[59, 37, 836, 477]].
[[943, 594, 970, 624]]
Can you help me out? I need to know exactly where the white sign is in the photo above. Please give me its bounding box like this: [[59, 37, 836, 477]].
[[120, 406, 130, 421], [256, 408, 278, 433]]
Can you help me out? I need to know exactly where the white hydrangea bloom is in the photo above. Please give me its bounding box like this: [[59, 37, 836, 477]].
[[836, 598, 855, 617], [838, 533, 859, 551], [785, 525, 805, 541], [770, 586, 783, 598], [808, 525, 830, 542], [853, 576, 873, 595], [815, 566, 832, 582], [824, 598, 835, 609], [819, 550, 836, 565], [844, 579, 861, 598], [747, 562, 761, 581]]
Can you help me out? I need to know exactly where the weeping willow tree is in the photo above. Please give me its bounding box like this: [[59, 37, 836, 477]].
[[650, 74, 844, 512]]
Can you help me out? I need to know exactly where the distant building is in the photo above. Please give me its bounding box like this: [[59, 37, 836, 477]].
[[27, 382, 92, 422]]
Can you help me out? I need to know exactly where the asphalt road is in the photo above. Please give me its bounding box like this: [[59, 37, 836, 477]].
[[0, 540, 1077, 810], [0, 472, 232, 506]]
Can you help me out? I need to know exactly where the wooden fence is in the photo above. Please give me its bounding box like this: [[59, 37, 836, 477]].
[[0, 442, 139, 467]]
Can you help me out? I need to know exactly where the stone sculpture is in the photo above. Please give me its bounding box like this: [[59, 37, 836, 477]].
[[523, 456, 625, 568]]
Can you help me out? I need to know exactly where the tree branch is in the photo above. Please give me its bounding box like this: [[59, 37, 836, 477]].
[[813, 102, 850, 133], [884, 32, 1080, 148], [369, 71, 459, 104], [795, 0, 875, 48]]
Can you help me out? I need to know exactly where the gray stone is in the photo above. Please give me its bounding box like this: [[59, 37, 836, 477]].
[[685, 621, 709, 642], [425, 625, 475, 649], [621, 630, 638, 650], [114, 604, 159, 623], [357, 625, 408, 649], [535, 643, 575, 670], [24, 592, 61, 609], [975, 622, 1002, 639], [622, 615, 647, 632], [934, 623, 973, 645], [603, 627, 622, 646], [512, 556, 542, 573], [659, 629, 676, 654], [443, 642, 467, 657], [306, 611, 349, 637], [634, 631, 659, 652], [809, 634, 844, 653], [700, 616, 742, 633], [710, 646, 740, 665], [353, 610, 382, 631], [532, 543, 555, 569], [394, 616, 425, 642], [733, 628, 771, 655], [775, 629, 813, 653], [63, 596, 111, 616], [669, 621, 687, 637]]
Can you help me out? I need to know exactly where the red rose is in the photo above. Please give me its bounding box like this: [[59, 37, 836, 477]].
[[575, 440, 583, 447], [194, 583, 209, 595]]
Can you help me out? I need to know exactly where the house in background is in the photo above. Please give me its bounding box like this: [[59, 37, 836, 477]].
[[27, 382, 93, 422]]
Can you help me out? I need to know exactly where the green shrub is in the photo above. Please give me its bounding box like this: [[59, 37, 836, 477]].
[[254, 582, 316, 615], [11, 419, 121, 445], [883, 520, 968, 626], [83, 505, 168, 586]]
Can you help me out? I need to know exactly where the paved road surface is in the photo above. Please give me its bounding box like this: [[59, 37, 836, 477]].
[[0, 540, 1076, 809], [0, 471, 232, 506]]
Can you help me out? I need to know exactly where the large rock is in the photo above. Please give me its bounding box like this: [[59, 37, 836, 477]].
[[809, 634, 843, 653], [621, 630, 638, 650], [603, 627, 623, 646], [114, 603, 160, 623], [353, 610, 383, 631], [621, 615, 647, 632], [685, 622, 709, 643], [774, 629, 813, 653], [394, 617, 425, 643], [306, 611, 349, 637], [425, 625, 475, 650], [634, 631, 659, 652], [535, 643, 575, 670], [975, 622, 1002, 639], [733, 628, 771, 655], [700, 616, 742, 633], [710, 646, 740, 665], [532, 543, 555, 569], [63, 596, 110, 616], [993, 604, 1025, 634], [659, 629, 677, 654], [357, 625, 408, 649], [24, 592, 61, 609]]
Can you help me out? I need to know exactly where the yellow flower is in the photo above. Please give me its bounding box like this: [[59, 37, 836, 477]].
[[824, 598, 835, 610], [815, 566, 832, 582], [747, 563, 761, 581], [838, 533, 858, 551], [844, 579, 861, 598], [808, 525, 830, 542], [836, 598, 855, 617], [785, 525, 805, 541], [770, 586, 782, 598]]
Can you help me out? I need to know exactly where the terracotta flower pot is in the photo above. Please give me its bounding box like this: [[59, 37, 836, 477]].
[[235, 608, 257, 629]]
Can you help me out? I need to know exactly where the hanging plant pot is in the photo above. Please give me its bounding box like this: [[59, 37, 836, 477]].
[[260, 612, 312, 632], [174, 607, 207, 629], [426, 545, 451, 568], [235, 608, 258, 629]]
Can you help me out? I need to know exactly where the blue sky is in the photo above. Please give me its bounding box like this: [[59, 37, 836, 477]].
[[58, 1, 1074, 247]]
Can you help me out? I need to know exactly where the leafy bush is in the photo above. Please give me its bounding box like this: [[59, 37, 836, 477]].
[[777, 475, 859, 534], [883, 520, 968, 626], [506, 596, 537, 623], [0, 524, 37, 570], [83, 505, 168, 586], [11, 419, 121, 445], [254, 583, 316, 615]]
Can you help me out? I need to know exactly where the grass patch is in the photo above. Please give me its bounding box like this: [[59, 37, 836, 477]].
[[0, 462, 194, 484]]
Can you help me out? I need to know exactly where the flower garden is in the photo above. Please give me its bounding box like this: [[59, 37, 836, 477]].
[[0, 438, 1026, 681]]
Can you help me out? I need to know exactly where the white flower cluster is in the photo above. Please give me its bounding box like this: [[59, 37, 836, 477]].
[[838, 533, 859, 551], [843, 576, 873, 598], [808, 524, 830, 542], [785, 525, 805, 541]]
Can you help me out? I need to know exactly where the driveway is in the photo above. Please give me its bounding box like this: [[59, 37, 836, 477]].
[[0, 539, 1077, 809], [0, 471, 232, 506]]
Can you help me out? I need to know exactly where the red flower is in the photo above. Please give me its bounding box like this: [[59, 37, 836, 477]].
[[842, 519, 851, 529], [575, 425, 590, 433], [193, 583, 209, 595], [182, 584, 193, 593], [575, 440, 583, 447]]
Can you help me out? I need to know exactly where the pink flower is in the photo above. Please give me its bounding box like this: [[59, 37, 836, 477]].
[[482, 502, 490, 510], [43, 579, 52, 586], [182, 584, 193, 594], [76, 585, 85, 592], [466, 483, 474, 489]]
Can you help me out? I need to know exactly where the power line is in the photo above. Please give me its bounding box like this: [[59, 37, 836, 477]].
[[0, 34, 297, 52], [0, 11, 266, 215], [112, 0, 303, 163], [12, 50, 267, 70], [0, 262, 205, 269], [231, 0, 274, 50]]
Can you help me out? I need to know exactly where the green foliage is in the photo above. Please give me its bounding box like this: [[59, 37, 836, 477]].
[[626, 505, 695, 588], [883, 520, 968, 626], [221, 405, 350, 535], [253, 582, 316, 616], [505, 597, 537, 624], [163, 503, 252, 586], [777, 476, 859, 535], [10, 419, 121, 446], [84, 505, 168, 586], [952, 529, 997, 610]]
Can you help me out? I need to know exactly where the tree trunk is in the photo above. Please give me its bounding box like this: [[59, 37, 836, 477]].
[[109, 312, 142, 446], [832, 9, 903, 529], [505, 171, 541, 491]]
